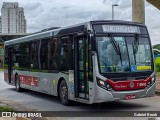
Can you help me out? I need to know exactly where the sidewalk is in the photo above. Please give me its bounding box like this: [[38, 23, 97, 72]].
[[156, 76, 160, 93]]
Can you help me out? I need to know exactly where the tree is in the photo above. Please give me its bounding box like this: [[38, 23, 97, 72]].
[[153, 44, 160, 55]]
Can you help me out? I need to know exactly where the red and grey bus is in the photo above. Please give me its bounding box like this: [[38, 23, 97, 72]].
[[4, 20, 155, 105]]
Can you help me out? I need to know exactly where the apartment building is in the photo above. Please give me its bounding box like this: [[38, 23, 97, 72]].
[[0, 2, 26, 33]]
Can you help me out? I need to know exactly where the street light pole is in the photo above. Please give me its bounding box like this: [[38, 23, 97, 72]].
[[112, 4, 119, 20]]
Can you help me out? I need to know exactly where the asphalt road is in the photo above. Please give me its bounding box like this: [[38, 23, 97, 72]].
[[0, 72, 160, 119]]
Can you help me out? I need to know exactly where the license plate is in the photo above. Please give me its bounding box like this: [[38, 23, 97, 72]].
[[125, 95, 136, 100]]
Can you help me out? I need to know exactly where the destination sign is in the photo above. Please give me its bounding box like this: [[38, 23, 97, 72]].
[[102, 25, 141, 34]]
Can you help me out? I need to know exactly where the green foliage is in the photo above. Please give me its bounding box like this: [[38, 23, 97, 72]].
[[155, 57, 160, 72], [0, 106, 14, 112], [153, 44, 160, 54], [153, 44, 160, 50]]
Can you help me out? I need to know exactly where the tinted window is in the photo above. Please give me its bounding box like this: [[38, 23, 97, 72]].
[[39, 38, 59, 71], [19, 43, 30, 68], [4, 46, 8, 65], [58, 37, 70, 71], [40, 40, 48, 70], [30, 41, 40, 69], [13, 44, 20, 67], [48, 38, 58, 71]]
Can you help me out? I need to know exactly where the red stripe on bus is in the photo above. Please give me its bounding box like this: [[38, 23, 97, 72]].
[[106, 77, 151, 91], [4, 73, 39, 87], [18, 75, 39, 87]]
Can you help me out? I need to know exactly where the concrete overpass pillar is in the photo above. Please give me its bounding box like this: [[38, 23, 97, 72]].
[[132, 0, 145, 24]]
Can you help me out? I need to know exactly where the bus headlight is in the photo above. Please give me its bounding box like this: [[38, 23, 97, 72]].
[[151, 77, 155, 85], [106, 83, 113, 91], [147, 81, 151, 87], [147, 76, 155, 87], [97, 79, 113, 91], [97, 79, 105, 87]]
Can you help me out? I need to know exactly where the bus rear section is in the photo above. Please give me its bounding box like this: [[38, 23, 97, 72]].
[[3, 20, 156, 105]]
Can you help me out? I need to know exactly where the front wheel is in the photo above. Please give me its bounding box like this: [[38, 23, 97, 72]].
[[59, 80, 70, 106], [15, 75, 22, 92]]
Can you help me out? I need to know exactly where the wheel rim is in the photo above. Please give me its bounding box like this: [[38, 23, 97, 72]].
[[60, 85, 68, 102]]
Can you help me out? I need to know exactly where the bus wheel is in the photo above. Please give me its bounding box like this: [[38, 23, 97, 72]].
[[59, 80, 70, 106], [15, 75, 22, 92]]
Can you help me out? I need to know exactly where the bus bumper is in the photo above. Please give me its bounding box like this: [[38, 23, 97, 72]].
[[94, 83, 156, 103]]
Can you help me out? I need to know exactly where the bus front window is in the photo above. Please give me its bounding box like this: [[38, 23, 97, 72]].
[[126, 37, 152, 72], [97, 37, 130, 73], [97, 36, 153, 73]]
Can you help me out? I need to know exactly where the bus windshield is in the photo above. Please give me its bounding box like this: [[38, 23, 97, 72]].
[[97, 36, 153, 73]]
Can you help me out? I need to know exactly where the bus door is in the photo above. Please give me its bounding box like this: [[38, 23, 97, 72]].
[[74, 36, 89, 99], [8, 47, 13, 83]]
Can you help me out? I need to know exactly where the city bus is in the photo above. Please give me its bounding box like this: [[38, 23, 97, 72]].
[[4, 20, 156, 105]]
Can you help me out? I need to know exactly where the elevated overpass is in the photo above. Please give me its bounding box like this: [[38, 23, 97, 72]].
[[0, 33, 30, 42], [147, 0, 160, 10], [133, 0, 160, 24]]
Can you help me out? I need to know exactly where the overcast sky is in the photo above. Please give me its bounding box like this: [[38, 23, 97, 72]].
[[0, 0, 160, 45]]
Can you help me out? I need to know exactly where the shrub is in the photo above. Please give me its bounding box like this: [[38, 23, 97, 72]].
[[0, 106, 14, 112], [155, 57, 160, 72]]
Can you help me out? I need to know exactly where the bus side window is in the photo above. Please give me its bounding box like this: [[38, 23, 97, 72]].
[[4, 46, 8, 65], [58, 37, 70, 72], [69, 36, 74, 70], [19, 43, 30, 69], [48, 38, 58, 71], [13, 44, 20, 68], [30, 41, 39, 69], [40, 40, 48, 70]]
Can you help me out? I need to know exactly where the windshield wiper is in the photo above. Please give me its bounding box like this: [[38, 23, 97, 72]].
[[132, 35, 139, 65], [109, 35, 122, 65], [132, 43, 136, 65], [134, 35, 139, 54]]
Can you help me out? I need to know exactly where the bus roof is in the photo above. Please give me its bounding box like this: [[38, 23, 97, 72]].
[[5, 20, 145, 46]]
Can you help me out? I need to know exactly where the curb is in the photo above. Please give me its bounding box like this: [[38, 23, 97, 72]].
[[148, 118, 160, 120]]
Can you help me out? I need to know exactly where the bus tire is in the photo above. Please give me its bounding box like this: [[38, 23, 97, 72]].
[[59, 80, 70, 106], [15, 75, 22, 92]]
